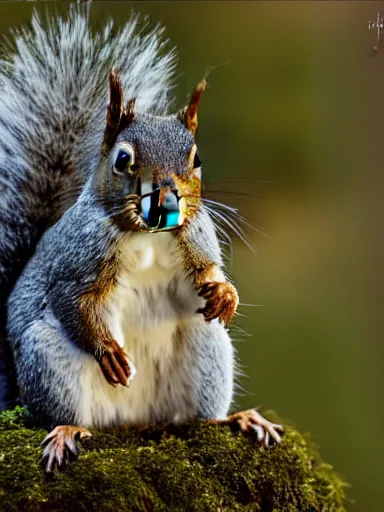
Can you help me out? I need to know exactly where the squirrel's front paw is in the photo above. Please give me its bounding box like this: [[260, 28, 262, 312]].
[[98, 339, 136, 387], [197, 281, 239, 327]]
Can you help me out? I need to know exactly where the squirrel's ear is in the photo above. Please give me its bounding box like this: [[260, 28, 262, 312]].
[[104, 69, 124, 150], [178, 79, 207, 136], [104, 69, 136, 151]]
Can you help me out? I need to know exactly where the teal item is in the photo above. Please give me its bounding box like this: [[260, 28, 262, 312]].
[[164, 211, 180, 228]]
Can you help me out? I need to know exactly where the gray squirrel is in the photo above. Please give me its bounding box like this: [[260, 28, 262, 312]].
[[2, 5, 283, 471]]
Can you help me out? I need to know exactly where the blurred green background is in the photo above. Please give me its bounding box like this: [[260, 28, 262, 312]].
[[0, 1, 383, 510]]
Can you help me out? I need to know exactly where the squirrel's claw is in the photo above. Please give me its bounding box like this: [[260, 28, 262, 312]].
[[124, 199, 148, 232], [41, 425, 92, 473], [197, 281, 239, 327], [98, 339, 136, 388], [221, 409, 284, 448]]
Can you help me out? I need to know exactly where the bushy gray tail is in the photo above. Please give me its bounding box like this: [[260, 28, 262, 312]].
[[0, 4, 176, 191]]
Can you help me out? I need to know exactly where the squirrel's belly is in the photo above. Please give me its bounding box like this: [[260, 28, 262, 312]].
[[105, 231, 204, 345], [80, 312, 202, 428], [78, 233, 205, 428]]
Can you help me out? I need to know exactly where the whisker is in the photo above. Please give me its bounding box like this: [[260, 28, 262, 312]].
[[204, 189, 270, 200], [214, 221, 233, 244], [238, 303, 264, 307], [230, 326, 252, 337], [203, 198, 239, 214], [220, 208, 272, 240], [91, 194, 135, 223], [208, 208, 258, 256], [204, 212, 234, 264], [205, 178, 296, 188], [203, 198, 271, 240]]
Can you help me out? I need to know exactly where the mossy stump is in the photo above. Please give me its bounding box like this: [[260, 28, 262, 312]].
[[0, 407, 347, 511]]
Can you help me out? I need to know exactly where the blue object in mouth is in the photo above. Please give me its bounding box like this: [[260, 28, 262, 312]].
[[141, 195, 151, 222], [164, 211, 180, 228], [140, 189, 182, 231]]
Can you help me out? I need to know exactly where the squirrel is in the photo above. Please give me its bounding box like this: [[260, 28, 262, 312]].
[[3, 6, 283, 472]]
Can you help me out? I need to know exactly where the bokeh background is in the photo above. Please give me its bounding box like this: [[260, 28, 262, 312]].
[[0, 1, 383, 510]]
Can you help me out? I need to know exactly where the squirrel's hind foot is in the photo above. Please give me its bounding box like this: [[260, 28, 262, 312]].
[[41, 425, 92, 473], [210, 409, 284, 448]]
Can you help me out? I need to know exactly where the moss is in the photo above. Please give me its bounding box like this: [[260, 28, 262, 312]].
[[0, 407, 347, 511]]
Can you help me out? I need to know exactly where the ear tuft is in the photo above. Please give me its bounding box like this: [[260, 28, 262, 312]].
[[103, 69, 124, 151], [178, 79, 207, 136], [121, 97, 136, 129], [103, 69, 136, 152]]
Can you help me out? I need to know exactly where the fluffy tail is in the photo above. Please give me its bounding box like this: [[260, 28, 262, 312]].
[[0, 4, 176, 189], [0, 3, 177, 409]]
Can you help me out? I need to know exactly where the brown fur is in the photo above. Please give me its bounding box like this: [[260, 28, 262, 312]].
[[78, 254, 118, 354], [174, 224, 239, 326], [103, 70, 136, 153], [197, 281, 239, 327], [103, 70, 125, 151], [178, 79, 207, 136], [78, 247, 133, 387]]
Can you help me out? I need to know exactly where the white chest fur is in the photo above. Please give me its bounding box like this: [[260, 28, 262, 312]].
[[79, 232, 205, 428], [106, 232, 200, 346]]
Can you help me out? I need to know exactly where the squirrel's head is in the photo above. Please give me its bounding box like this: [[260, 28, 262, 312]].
[[93, 69, 206, 233]]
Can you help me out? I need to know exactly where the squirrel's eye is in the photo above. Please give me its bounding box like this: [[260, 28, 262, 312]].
[[193, 152, 201, 169], [113, 144, 135, 175], [114, 150, 131, 173]]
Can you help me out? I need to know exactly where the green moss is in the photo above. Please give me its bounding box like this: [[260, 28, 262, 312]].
[[0, 407, 347, 511]]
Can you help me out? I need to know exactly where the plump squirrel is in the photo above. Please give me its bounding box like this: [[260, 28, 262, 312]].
[[3, 6, 283, 472]]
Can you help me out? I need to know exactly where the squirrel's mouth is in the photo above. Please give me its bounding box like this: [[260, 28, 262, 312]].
[[138, 188, 187, 232], [119, 173, 200, 233]]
